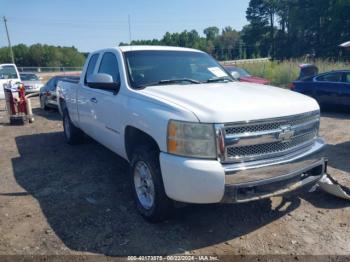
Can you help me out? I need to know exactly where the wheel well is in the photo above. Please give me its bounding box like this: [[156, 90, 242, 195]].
[[125, 126, 160, 161]]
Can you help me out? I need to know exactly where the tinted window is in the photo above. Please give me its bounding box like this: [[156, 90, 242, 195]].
[[45, 78, 57, 91], [52, 78, 60, 90], [45, 78, 54, 90], [85, 54, 99, 83], [316, 72, 343, 82], [98, 52, 120, 82]]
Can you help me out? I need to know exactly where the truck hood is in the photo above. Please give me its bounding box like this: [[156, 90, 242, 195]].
[[140, 82, 319, 123]]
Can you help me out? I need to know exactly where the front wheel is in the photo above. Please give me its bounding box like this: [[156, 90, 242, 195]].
[[63, 109, 84, 145], [130, 146, 173, 222]]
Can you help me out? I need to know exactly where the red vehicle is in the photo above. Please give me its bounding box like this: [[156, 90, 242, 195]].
[[224, 66, 270, 85]]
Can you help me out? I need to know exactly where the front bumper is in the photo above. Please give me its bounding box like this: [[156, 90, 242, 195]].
[[159, 138, 325, 204]]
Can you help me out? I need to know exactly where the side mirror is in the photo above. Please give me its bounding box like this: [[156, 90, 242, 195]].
[[87, 73, 120, 92], [231, 71, 241, 80]]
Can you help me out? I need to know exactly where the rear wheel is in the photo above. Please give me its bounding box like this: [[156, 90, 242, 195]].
[[130, 146, 173, 222], [63, 109, 84, 145]]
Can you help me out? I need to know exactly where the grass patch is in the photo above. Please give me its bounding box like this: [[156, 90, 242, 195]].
[[241, 59, 350, 87]]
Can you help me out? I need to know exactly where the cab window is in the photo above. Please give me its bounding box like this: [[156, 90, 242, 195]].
[[0, 65, 18, 79]]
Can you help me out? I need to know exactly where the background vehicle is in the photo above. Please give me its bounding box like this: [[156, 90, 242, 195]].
[[0, 64, 21, 99], [58, 46, 325, 222], [297, 64, 319, 80], [40, 75, 79, 110], [290, 70, 350, 107], [19, 73, 44, 94], [224, 66, 270, 85]]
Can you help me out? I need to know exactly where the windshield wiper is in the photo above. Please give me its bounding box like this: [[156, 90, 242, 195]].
[[136, 78, 200, 89], [204, 77, 233, 83], [159, 78, 200, 84]]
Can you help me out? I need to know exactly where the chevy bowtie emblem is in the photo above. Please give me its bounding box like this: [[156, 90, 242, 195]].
[[277, 125, 295, 142]]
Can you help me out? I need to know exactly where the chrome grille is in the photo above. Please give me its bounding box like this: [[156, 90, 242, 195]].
[[224, 111, 319, 135], [221, 111, 320, 163], [226, 133, 315, 159]]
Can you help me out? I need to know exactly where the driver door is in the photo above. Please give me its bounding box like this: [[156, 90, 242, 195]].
[[87, 51, 124, 156]]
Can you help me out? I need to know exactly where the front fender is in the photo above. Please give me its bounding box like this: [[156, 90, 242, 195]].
[[121, 92, 198, 153]]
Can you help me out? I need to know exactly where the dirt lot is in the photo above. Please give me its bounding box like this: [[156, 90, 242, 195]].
[[0, 98, 349, 257]]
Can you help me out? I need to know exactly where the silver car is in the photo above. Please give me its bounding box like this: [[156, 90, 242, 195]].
[[20, 73, 44, 94]]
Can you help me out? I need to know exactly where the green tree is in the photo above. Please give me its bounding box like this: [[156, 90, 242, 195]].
[[0, 44, 85, 67], [204, 27, 220, 41]]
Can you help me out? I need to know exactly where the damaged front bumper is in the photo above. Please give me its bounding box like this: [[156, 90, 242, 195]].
[[317, 174, 350, 200], [222, 138, 326, 203]]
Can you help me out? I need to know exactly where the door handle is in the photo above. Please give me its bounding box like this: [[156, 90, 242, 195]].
[[90, 98, 98, 104]]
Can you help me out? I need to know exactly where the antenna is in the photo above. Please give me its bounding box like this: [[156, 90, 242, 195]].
[[3, 16, 15, 64], [128, 14, 132, 45]]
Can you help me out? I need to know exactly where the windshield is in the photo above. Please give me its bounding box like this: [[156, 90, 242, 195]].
[[20, 73, 39, 81], [124, 50, 232, 89], [0, 65, 18, 79], [226, 67, 251, 77]]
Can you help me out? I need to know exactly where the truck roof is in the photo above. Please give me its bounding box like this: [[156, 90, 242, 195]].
[[0, 64, 17, 67], [118, 45, 203, 53]]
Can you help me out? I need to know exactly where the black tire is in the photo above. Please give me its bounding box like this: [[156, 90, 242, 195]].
[[40, 96, 49, 111], [130, 146, 173, 223], [63, 109, 84, 145]]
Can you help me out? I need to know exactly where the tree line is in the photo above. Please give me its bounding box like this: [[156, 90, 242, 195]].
[[0, 44, 86, 67], [121, 0, 350, 60], [1, 0, 349, 66]]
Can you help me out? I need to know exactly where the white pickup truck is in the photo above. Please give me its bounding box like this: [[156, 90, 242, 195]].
[[0, 64, 21, 99], [58, 46, 326, 222]]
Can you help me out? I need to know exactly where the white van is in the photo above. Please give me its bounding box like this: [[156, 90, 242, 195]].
[[0, 64, 21, 100]]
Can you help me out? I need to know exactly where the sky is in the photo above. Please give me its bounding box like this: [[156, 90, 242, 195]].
[[1, 0, 249, 52]]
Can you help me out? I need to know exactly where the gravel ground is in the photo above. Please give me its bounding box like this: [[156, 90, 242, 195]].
[[0, 98, 349, 257]]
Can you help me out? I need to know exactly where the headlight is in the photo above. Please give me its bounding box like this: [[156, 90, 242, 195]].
[[167, 120, 216, 159]]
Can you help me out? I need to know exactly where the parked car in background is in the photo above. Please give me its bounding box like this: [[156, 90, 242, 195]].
[[297, 64, 319, 80], [224, 66, 270, 85], [0, 64, 21, 99], [290, 70, 350, 107], [19, 73, 44, 94], [40, 75, 80, 110]]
